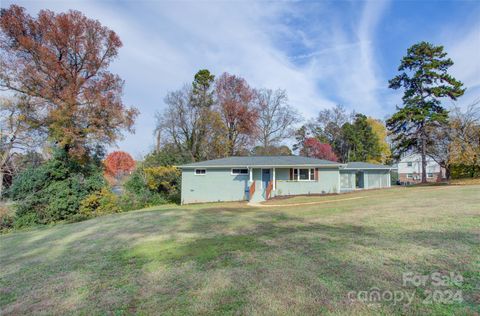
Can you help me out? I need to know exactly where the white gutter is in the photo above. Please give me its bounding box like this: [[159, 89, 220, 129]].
[[179, 164, 347, 169], [341, 167, 398, 170]]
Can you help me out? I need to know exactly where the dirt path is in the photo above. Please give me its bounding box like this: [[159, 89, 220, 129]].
[[251, 196, 367, 208], [252, 185, 457, 208]]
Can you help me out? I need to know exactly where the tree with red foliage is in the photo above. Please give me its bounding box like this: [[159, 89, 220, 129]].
[[0, 5, 138, 160], [301, 138, 339, 162], [104, 151, 135, 179], [215, 73, 258, 155]]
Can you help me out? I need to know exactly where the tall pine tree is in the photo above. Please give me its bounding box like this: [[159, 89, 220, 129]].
[[387, 42, 465, 183]]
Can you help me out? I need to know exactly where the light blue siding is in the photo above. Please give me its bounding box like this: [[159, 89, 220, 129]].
[[180, 166, 390, 204], [181, 168, 249, 204], [275, 168, 290, 180], [274, 168, 340, 196]]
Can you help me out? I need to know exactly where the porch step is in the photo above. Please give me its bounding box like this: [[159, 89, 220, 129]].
[[249, 189, 266, 204]]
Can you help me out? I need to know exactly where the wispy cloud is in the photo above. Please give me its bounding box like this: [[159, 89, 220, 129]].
[[288, 1, 390, 116], [1, 0, 478, 155], [290, 41, 368, 60], [3, 0, 339, 155], [446, 21, 480, 107]]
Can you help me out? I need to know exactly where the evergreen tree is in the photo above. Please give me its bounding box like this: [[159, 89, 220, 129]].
[[387, 42, 465, 182], [191, 69, 215, 108], [341, 114, 381, 162]]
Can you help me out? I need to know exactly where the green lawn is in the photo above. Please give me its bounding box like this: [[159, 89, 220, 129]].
[[1, 185, 479, 315]]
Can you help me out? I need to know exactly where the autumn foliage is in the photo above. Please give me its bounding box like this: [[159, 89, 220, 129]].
[[104, 151, 135, 178], [0, 5, 138, 159], [215, 73, 258, 155], [301, 138, 339, 162]]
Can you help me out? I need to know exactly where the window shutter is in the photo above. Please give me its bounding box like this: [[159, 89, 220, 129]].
[[290, 168, 293, 180], [315, 168, 319, 181]]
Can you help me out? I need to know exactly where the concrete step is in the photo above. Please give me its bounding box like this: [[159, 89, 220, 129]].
[[250, 190, 266, 203]]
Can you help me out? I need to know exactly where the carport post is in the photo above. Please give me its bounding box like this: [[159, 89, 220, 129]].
[[273, 168, 276, 190]]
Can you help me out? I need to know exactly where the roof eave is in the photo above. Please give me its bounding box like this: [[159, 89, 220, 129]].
[[179, 164, 346, 169], [341, 167, 398, 170]]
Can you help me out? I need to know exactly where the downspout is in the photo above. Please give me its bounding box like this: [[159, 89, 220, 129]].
[[337, 166, 341, 193]]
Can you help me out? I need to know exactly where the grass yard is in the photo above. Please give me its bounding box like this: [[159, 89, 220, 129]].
[[1, 185, 479, 315]]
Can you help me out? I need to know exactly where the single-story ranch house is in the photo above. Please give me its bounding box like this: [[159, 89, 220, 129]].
[[179, 156, 396, 204]]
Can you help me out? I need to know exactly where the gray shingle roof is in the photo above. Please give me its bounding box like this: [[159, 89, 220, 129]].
[[179, 156, 343, 168], [344, 162, 396, 170]]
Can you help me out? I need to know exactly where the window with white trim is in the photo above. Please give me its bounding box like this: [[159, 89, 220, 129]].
[[427, 173, 433, 178], [194, 169, 206, 175], [407, 162, 413, 167], [406, 173, 413, 179], [292, 168, 315, 181], [231, 168, 248, 175]]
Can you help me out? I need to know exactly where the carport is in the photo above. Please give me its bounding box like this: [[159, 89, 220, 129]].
[[340, 162, 396, 191]]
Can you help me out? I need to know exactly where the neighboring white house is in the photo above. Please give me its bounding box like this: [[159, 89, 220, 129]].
[[397, 153, 445, 183]]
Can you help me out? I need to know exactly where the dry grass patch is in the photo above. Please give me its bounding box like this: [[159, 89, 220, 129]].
[[1, 185, 479, 315]]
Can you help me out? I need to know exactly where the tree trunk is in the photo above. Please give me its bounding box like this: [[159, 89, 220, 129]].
[[0, 170, 3, 200], [421, 133, 427, 183], [445, 164, 451, 181], [155, 130, 161, 153]]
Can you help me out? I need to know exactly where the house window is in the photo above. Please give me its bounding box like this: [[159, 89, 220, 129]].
[[292, 168, 315, 181], [194, 169, 206, 175], [427, 173, 433, 178], [407, 162, 413, 167], [299, 168, 310, 180], [407, 173, 413, 179], [293, 168, 298, 179], [231, 168, 248, 175]]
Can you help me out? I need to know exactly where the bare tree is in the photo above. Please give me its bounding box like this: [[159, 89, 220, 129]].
[[450, 100, 480, 175], [315, 104, 352, 143], [426, 123, 453, 179], [427, 99, 480, 179], [155, 85, 226, 161], [0, 97, 44, 198], [255, 89, 301, 150]]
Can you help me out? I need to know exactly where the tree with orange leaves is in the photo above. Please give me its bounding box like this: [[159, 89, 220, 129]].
[[0, 5, 138, 161], [104, 151, 135, 180], [215, 72, 258, 155]]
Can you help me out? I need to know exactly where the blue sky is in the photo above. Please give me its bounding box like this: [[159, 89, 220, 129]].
[[3, 0, 480, 157]]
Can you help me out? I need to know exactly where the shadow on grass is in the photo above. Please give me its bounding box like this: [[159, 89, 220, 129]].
[[0, 202, 478, 315]]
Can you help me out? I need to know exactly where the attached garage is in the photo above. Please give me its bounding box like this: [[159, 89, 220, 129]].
[[340, 170, 356, 192], [340, 162, 394, 191]]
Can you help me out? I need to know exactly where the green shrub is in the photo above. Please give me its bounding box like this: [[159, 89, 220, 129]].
[[144, 166, 181, 203], [124, 169, 147, 195], [7, 149, 107, 225], [0, 204, 15, 232], [142, 147, 192, 168], [450, 164, 480, 179], [118, 190, 167, 212], [79, 188, 120, 218], [119, 167, 174, 211], [13, 213, 38, 229], [123, 148, 189, 207]]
